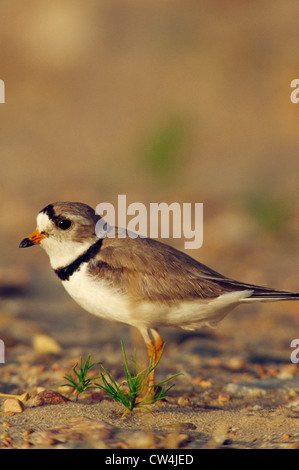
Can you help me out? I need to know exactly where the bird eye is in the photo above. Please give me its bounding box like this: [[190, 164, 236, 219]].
[[58, 219, 72, 231]]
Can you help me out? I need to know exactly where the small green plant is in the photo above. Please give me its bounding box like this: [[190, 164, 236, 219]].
[[96, 341, 182, 416], [62, 354, 101, 399], [61, 343, 182, 414]]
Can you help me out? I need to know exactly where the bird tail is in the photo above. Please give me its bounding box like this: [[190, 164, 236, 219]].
[[213, 277, 299, 302], [233, 284, 299, 302], [243, 289, 299, 302]]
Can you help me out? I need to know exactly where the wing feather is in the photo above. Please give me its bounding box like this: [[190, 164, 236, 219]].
[[88, 230, 298, 303]]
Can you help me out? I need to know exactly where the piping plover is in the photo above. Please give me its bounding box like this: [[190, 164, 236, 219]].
[[20, 202, 298, 383]]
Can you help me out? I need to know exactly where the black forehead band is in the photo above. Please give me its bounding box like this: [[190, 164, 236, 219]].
[[40, 204, 64, 226]]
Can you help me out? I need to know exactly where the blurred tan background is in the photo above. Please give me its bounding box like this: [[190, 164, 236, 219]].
[[0, 0, 298, 297]]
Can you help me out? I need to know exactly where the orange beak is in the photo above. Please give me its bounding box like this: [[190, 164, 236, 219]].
[[19, 229, 46, 248]]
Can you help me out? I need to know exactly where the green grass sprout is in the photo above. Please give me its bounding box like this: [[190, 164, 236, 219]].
[[62, 354, 101, 399], [61, 343, 182, 413], [96, 340, 182, 416]]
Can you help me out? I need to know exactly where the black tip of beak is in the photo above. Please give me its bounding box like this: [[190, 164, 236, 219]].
[[19, 238, 34, 248]]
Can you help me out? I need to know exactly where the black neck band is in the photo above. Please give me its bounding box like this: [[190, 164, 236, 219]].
[[54, 238, 103, 281]]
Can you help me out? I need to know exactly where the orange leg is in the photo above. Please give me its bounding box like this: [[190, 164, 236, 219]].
[[136, 327, 165, 401], [145, 329, 164, 390]]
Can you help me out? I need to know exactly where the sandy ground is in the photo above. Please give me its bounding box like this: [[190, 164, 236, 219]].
[[0, 233, 298, 449]]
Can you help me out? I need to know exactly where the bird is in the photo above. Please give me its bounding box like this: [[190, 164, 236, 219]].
[[20, 201, 298, 387]]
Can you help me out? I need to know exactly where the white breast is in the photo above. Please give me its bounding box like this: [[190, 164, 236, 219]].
[[61, 264, 132, 325]]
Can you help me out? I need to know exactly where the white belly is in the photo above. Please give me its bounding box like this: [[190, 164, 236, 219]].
[[61, 264, 253, 332], [61, 264, 132, 325], [127, 290, 254, 330]]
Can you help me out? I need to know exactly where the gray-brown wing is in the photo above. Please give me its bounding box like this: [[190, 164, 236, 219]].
[[88, 231, 298, 303], [87, 234, 245, 303]]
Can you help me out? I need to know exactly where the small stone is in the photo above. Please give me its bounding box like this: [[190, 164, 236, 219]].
[[218, 393, 231, 405], [285, 399, 299, 410], [57, 385, 73, 395], [163, 432, 190, 449], [122, 431, 156, 449], [177, 396, 191, 406], [34, 435, 58, 446], [222, 438, 233, 446], [22, 429, 34, 437], [277, 368, 295, 380], [226, 356, 248, 370], [19, 392, 30, 403], [207, 423, 230, 447], [2, 421, 12, 428], [2, 432, 16, 447], [35, 390, 68, 406], [191, 376, 212, 388], [199, 379, 212, 388], [226, 383, 267, 397], [32, 420, 113, 445], [252, 405, 262, 411], [32, 334, 62, 354], [3, 398, 24, 413], [4, 441, 12, 447], [288, 389, 297, 398]]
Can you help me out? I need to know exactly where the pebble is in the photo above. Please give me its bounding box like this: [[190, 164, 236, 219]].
[[3, 398, 24, 413], [206, 423, 231, 448], [22, 429, 35, 437], [226, 383, 266, 397], [121, 431, 156, 449], [177, 396, 191, 406], [2, 421, 12, 428], [226, 356, 248, 371], [57, 385, 73, 395], [191, 376, 213, 388], [32, 420, 113, 446], [252, 405, 263, 411], [285, 399, 299, 410], [1, 432, 13, 447], [218, 393, 231, 405], [32, 334, 62, 354], [163, 432, 190, 449], [226, 377, 299, 397], [35, 390, 68, 406]]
